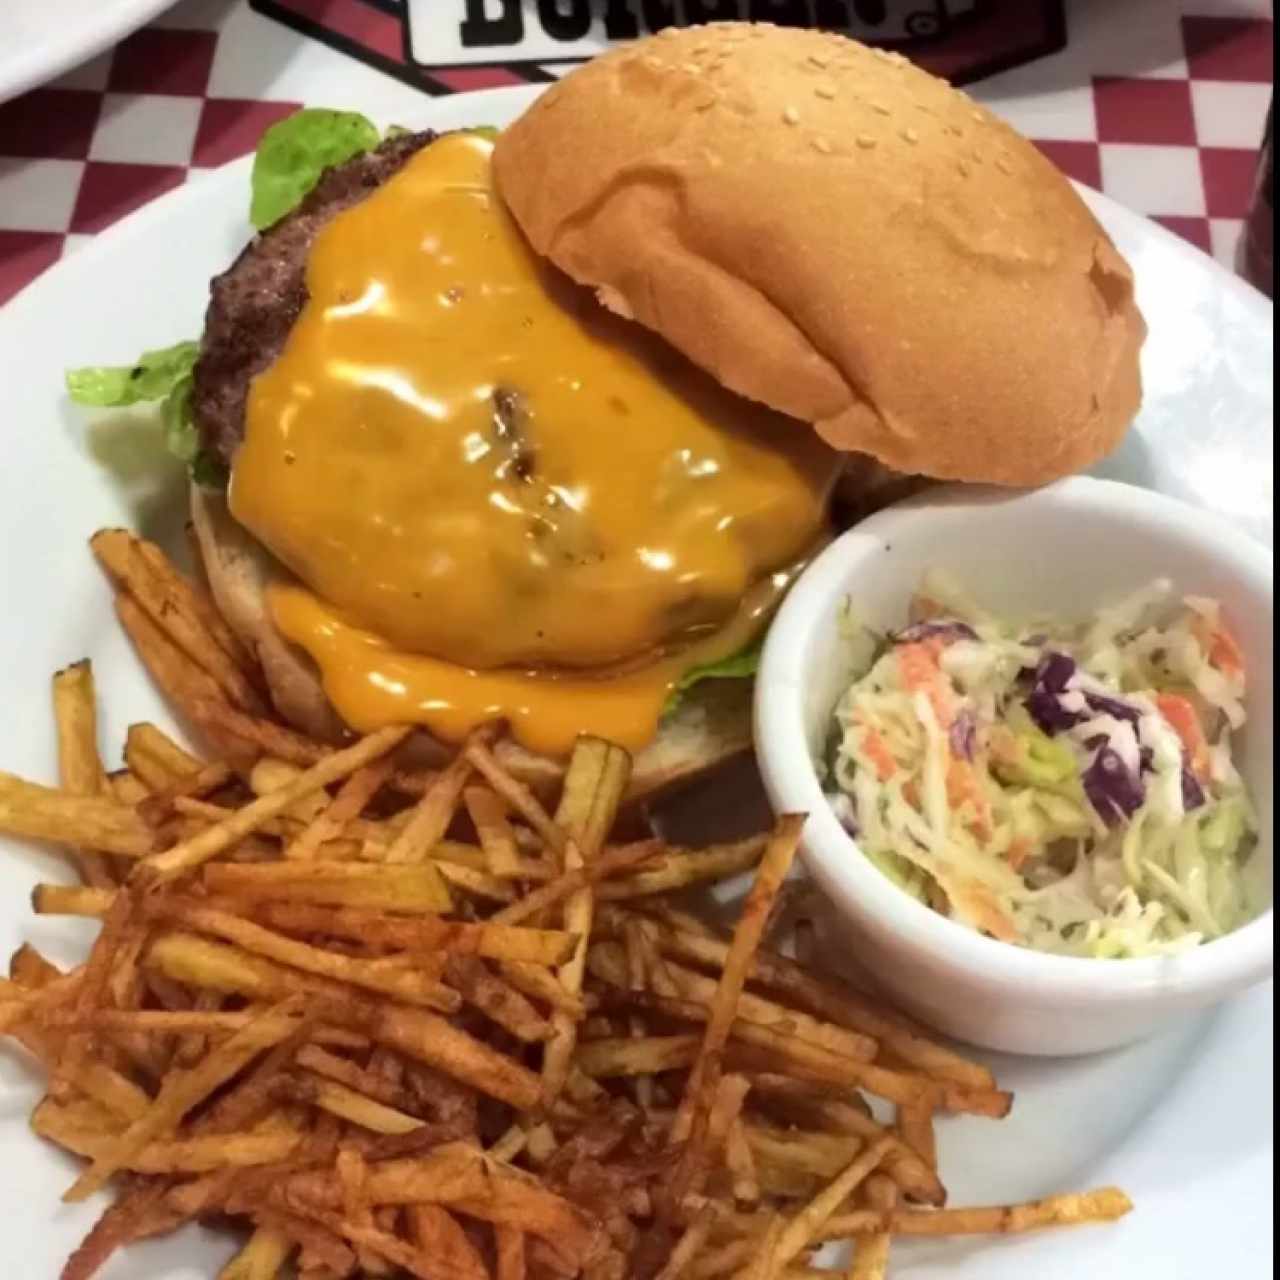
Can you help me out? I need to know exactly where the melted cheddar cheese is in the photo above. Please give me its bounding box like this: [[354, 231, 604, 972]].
[[232, 132, 835, 754]]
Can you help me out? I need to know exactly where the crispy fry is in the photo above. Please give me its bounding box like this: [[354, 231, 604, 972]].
[[218, 1225, 294, 1280], [115, 592, 245, 760], [248, 900, 574, 965], [897, 1099, 937, 1171], [669, 815, 804, 1215], [65, 998, 306, 1202], [436, 859, 515, 904], [1, 623, 1134, 1280], [726, 1117, 760, 1207], [205, 860, 453, 914], [125, 721, 204, 788], [336, 995, 542, 1112], [52, 660, 116, 887], [137, 760, 235, 827], [110, 770, 151, 805], [681, 1073, 752, 1203], [285, 760, 392, 861], [408, 1204, 489, 1280], [848, 1232, 891, 1280], [139, 725, 412, 882], [287, 1073, 424, 1136], [496, 1226, 527, 1280], [816, 1188, 1135, 1242], [250, 759, 330, 822], [445, 955, 554, 1043], [93, 529, 265, 713], [575, 1034, 701, 1078], [143, 896, 461, 1012], [655, 1201, 720, 1280], [661, 957, 877, 1064], [498, 960, 588, 1019], [464, 741, 565, 854], [596, 835, 768, 900], [491, 840, 660, 927], [673, 817, 803, 1142], [622, 916, 654, 1109], [646, 918, 993, 1090], [34, 1099, 303, 1172], [773, 1137, 895, 1271], [465, 785, 522, 878], [747, 1075, 944, 1207], [284, 1144, 603, 1265], [32, 882, 114, 918], [541, 738, 631, 1107], [0, 772, 155, 857], [386, 745, 476, 864]]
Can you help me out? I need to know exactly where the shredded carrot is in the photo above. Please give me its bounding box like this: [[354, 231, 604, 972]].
[[1156, 692, 1211, 778], [1210, 626, 1246, 680], [1007, 837, 1033, 872], [903, 780, 921, 809], [947, 760, 992, 843], [897, 642, 956, 729], [861, 728, 898, 782], [1191, 613, 1246, 680]]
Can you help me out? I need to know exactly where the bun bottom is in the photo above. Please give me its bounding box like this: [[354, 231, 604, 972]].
[[190, 485, 753, 802]]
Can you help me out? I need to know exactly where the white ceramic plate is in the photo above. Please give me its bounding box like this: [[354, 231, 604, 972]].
[[0, 85, 1273, 1278], [0, 0, 178, 103]]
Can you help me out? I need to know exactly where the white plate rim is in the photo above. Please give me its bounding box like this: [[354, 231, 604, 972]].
[[0, 0, 176, 104], [0, 83, 1273, 1280]]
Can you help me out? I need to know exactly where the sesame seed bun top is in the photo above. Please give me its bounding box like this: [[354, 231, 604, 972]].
[[493, 22, 1146, 486]]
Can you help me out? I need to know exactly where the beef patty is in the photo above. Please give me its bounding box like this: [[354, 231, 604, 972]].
[[192, 129, 439, 468]]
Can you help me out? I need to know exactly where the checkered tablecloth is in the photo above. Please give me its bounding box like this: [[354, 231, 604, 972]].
[[0, 0, 1272, 305]]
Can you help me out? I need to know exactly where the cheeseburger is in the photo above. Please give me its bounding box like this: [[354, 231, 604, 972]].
[[183, 24, 1145, 796]]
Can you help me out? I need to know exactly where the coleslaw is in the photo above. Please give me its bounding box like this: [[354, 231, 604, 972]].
[[824, 573, 1260, 959]]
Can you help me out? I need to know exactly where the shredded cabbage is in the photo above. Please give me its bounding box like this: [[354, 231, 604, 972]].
[[824, 574, 1260, 959]]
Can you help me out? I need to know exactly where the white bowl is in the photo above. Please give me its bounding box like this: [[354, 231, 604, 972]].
[[755, 476, 1274, 1057]]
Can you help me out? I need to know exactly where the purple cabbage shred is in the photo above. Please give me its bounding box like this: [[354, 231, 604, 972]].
[[893, 620, 979, 646], [1025, 652, 1144, 740], [949, 710, 978, 761], [1082, 746, 1146, 827], [1025, 651, 1082, 734], [1181, 768, 1208, 812], [830, 792, 859, 838]]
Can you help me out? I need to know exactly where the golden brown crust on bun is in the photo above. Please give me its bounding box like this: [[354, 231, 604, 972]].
[[494, 22, 1146, 487], [190, 486, 752, 801]]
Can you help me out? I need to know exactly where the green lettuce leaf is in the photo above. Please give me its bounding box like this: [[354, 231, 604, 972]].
[[665, 637, 764, 716], [66, 339, 227, 488], [250, 108, 380, 230], [65, 340, 198, 407]]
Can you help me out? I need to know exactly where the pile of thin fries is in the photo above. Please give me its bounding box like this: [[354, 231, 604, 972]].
[[0, 531, 1133, 1279]]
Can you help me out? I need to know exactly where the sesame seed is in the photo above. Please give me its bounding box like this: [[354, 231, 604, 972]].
[[682, 62, 700, 73], [996, 158, 1013, 174], [696, 96, 716, 111], [812, 137, 833, 154], [902, 127, 920, 144], [957, 161, 970, 177], [870, 102, 891, 116], [856, 134, 878, 149], [814, 83, 836, 99], [971, 110, 985, 122], [783, 106, 800, 125], [807, 53, 829, 68]]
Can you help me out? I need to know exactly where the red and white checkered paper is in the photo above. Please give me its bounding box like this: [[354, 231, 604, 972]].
[[0, 0, 1273, 304]]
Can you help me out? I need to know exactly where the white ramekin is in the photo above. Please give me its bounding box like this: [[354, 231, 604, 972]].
[[755, 476, 1274, 1056]]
